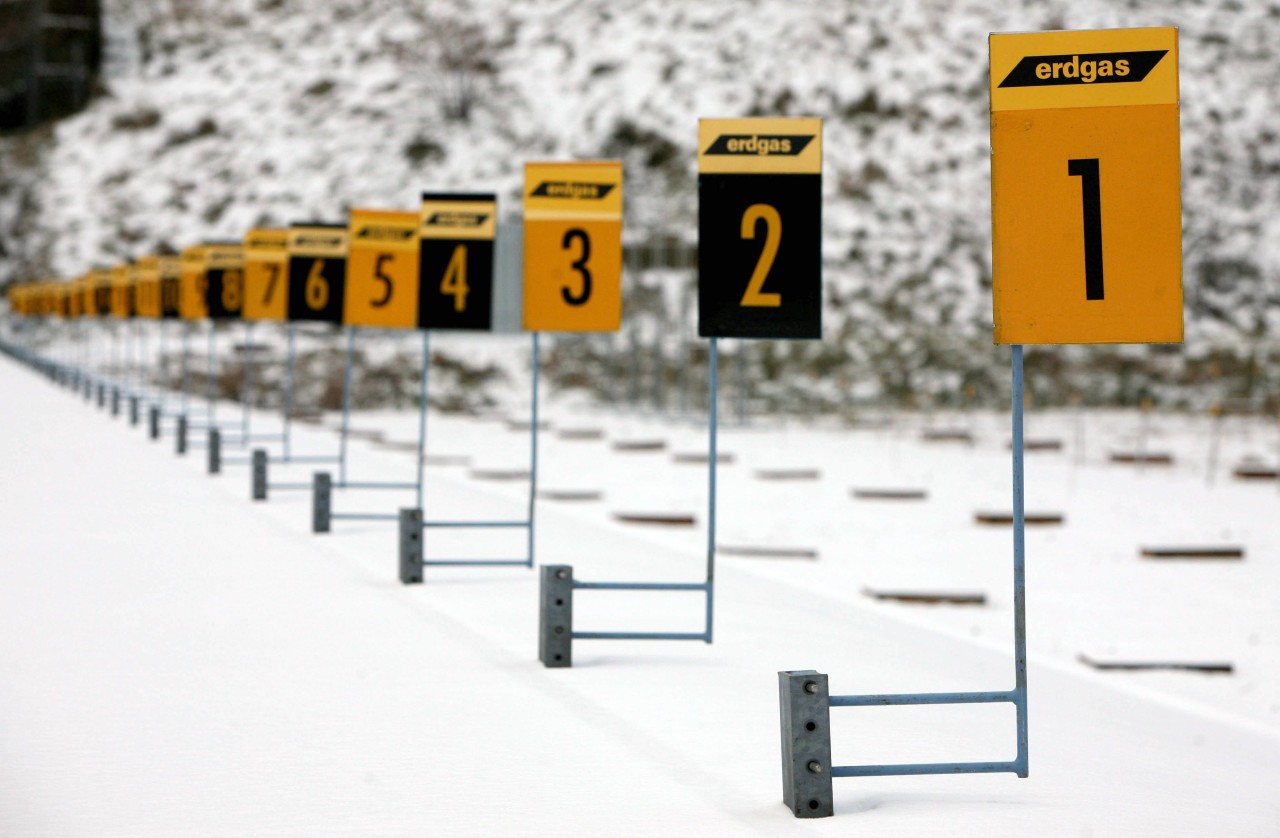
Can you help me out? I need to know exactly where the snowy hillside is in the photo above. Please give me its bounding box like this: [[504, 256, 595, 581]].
[[3, 0, 1280, 406]]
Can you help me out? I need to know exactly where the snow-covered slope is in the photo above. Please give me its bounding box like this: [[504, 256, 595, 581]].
[[4, 0, 1280, 405]]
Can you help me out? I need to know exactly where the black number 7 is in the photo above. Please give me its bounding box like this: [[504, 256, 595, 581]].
[[1068, 158, 1104, 301]]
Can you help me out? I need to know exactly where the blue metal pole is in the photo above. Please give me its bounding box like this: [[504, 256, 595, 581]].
[[527, 333, 541, 568], [338, 326, 355, 485], [1011, 344, 1029, 778], [207, 322, 216, 427], [416, 331, 430, 510], [157, 321, 166, 413], [181, 321, 191, 417], [705, 337, 718, 643], [283, 323, 295, 461], [241, 321, 255, 448]]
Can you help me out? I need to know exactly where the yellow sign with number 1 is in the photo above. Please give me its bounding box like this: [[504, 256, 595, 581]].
[[523, 161, 623, 332], [990, 27, 1181, 344]]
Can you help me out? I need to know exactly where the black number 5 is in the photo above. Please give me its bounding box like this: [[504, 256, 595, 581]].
[[372, 254, 394, 307], [561, 228, 592, 306]]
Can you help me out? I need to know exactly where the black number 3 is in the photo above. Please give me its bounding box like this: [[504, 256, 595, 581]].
[[561, 228, 592, 306]]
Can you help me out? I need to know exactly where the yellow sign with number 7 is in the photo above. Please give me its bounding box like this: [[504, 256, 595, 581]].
[[522, 161, 623, 333]]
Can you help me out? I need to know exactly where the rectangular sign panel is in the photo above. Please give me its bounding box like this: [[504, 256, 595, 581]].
[[287, 223, 347, 323], [242, 229, 288, 322], [698, 117, 823, 339], [990, 27, 1182, 344], [179, 246, 209, 321], [345, 208, 420, 329], [523, 161, 623, 332], [204, 244, 246, 321], [136, 256, 162, 319], [110, 265, 135, 319], [90, 268, 113, 318], [419, 192, 497, 331]]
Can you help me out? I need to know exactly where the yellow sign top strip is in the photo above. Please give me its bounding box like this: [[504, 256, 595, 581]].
[[698, 117, 822, 175], [990, 27, 1177, 112], [420, 196, 497, 241], [349, 209, 419, 253], [181, 246, 208, 271], [244, 228, 289, 257], [205, 244, 243, 270], [525, 161, 623, 220], [289, 225, 348, 259], [112, 264, 136, 285]]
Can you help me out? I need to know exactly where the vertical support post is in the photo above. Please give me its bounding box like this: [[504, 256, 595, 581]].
[[283, 323, 296, 461], [778, 670, 834, 818], [338, 326, 356, 486], [176, 415, 188, 455], [156, 320, 167, 416], [252, 449, 268, 500], [539, 565, 574, 668], [181, 321, 191, 418], [207, 428, 221, 475], [705, 337, 719, 643], [241, 321, 255, 449], [207, 322, 217, 429], [149, 405, 161, 440], [129, 395, 139, 426], [415, 331, 430, 509], [527, 333, 540, 567], [399, 507, 423, 584], [312, 472, 332, 533], [1010, 344, 1029, 778], [111, 386, 120, 416]]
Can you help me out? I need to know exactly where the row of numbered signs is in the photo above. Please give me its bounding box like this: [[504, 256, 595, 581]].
[[9, 30, 1185, 350]]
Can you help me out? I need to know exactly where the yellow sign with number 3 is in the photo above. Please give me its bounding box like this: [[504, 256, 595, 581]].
[[523, 161, 623, 332]]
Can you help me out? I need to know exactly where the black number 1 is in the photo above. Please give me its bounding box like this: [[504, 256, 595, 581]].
[[1068, 158, 1104, 301]]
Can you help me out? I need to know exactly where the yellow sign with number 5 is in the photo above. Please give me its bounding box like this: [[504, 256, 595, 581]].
[[344, 208, 419, 329]]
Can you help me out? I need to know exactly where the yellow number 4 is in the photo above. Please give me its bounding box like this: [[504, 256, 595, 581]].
[[441, 244, 469, 312]]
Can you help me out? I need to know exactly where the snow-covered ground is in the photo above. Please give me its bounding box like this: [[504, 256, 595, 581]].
[[1, 348, 1278, 835]]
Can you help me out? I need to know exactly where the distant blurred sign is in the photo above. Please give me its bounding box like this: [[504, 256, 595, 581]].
[[990, 27, 1182, 344], [179, 246, 208, 321], [419, 193, 497, 331], [110, 263, 135, 319], [523, 162, 623, 332], [345, 208, 419, 330], [697, 117, 822, 339]]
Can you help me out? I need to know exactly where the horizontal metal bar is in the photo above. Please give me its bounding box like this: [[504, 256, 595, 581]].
[[572, 631, 709, 641], [421, 559, 531, 567], [832, 760, 1020, 778], [280, 456, 342, 464], [221, 458, 253, 465], [573, 581, 710, 592], [267, 482, 313, 490], [331, 513, 400, 521], [422, 520, 530, 529], [336, 481, 417, 490], [830, 690, 1017, 708]]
